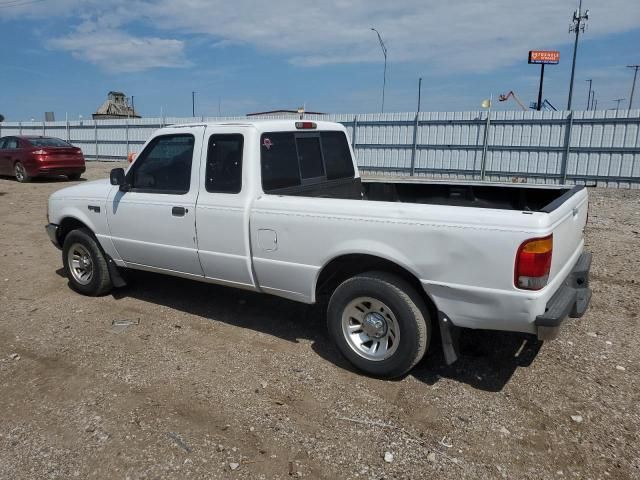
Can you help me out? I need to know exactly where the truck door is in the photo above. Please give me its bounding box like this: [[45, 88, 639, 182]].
[[106, 129, 204, 276], [195, 129, 256, 288]]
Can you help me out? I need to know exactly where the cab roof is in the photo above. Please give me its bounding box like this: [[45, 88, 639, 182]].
[[160, 119, 346, 133]]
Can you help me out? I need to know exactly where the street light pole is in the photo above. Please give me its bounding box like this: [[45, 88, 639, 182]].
[[567, 0, 589, 111], [192, 91, 196, 117], [613, 98, 625, 114], [417, 77, 423, 113], [371, 28, 388, 113], [627, 65, 640, 111]]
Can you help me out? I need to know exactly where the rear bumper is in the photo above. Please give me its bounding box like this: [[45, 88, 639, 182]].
[[35, 166, 86, 176], [46, 223, 61, 249], [535, 252, 592, 340]]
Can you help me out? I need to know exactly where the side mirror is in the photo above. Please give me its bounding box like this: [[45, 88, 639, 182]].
[[110, 168, 126, 186]]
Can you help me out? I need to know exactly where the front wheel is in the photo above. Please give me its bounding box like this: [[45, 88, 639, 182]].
[[62, 228, 112, 296], [327, 271, 431, 378]]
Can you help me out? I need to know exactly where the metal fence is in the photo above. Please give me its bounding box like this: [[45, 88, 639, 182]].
[[1, 109, 639, 187]]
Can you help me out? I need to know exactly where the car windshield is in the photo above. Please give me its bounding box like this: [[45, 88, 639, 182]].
[[28, 137, 71, 147]]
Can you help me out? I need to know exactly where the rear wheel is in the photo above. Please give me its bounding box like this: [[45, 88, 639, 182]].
[[62, 229, 112, 296], [14, 162, 31, 183], [67, 173, 81, 181], [327, 271, 430, 378]]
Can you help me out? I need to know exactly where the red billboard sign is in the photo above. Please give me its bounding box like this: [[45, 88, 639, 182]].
[[528, 50, 560, 64]]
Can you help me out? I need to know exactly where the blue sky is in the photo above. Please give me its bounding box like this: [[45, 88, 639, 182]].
[[1, 0, 639, 121]]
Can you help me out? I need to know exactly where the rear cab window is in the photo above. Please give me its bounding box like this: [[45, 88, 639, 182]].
[[205, 134, 244, 194], [260, 130, 354, 193]]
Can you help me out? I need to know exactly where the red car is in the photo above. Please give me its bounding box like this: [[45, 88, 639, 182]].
[[0, 135, 86, 182]]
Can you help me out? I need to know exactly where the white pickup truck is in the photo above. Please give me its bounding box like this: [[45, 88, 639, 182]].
[[46, 120, 592, 378]]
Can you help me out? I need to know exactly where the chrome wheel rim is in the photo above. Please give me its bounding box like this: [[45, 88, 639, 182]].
[[67, 243, 94, 285], [341, 297, 400, 361], [15, 163, 25, 182]]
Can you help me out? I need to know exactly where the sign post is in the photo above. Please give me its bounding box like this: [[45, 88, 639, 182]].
[[528, 50, 560, 111]]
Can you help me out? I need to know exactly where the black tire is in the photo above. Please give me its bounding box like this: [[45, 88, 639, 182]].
[[327, 271, 431, 378], [62, 228, 112, 296], [67, 173, 81, 181], [15, 162, 31, 183]]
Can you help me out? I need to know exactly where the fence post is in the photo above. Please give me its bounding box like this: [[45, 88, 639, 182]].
[[480, 111, 491, 180], [410, 112, 420, 176], [42, 121, 46, 136], [94, 120, 98, 161], [19, 121, 22, 135], [560, 112, 574, 184], [351, 115, 358, 150], [125, 119, 129, 161], [66, 120, 70, 142]]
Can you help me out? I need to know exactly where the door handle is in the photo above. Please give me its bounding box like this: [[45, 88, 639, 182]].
[[172, 206, 187, 216]]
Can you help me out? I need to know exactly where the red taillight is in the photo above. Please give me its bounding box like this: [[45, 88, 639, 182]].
[[295, 121, 317, 129], [515, 235, 553, 290]]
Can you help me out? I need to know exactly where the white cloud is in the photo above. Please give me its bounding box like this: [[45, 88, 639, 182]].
[[7, 0, 640, 73], [132, 0, 640, 71], [49, 29, 190, 72]]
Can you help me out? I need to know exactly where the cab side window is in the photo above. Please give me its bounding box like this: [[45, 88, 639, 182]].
[[4, 138, 18, 149], [205, 134, 243, 193], [129, 134, 195, 194]]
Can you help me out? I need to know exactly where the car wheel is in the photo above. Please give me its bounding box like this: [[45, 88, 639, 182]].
[[62, 228, 112, 296], [68, 173, 81, 181], [14, 162, 31, 183], [327, 271, 430, 378]]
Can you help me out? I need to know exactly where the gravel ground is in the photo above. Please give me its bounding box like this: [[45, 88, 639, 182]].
[[0, 162, 638, 479]]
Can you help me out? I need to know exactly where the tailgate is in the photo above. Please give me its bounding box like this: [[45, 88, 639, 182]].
[[544, 186, 589, 283]]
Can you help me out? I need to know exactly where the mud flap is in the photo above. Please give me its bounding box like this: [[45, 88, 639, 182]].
[[438, 311, 460, 365], [106, 256, 127, 288]]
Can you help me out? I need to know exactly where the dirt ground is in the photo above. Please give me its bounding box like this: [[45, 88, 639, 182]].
[[0, 162, 638, 480]]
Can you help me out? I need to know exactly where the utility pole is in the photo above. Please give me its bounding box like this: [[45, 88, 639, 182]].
[[371, 28, 388, 113], [567, 0, 589, 110], [613, 98, 625, 114], [585, 79, 592, 110], [627, 65, 640, 111], [192, 91, 196, 117], [417, 77, 423, 113]]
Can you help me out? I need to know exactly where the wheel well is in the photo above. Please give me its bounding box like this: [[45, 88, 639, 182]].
[[316, 254, 437, 318], [57, 217, 90, 245]]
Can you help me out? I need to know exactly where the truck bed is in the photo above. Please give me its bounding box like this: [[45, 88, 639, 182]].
[[275, 177, 581, 213]]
